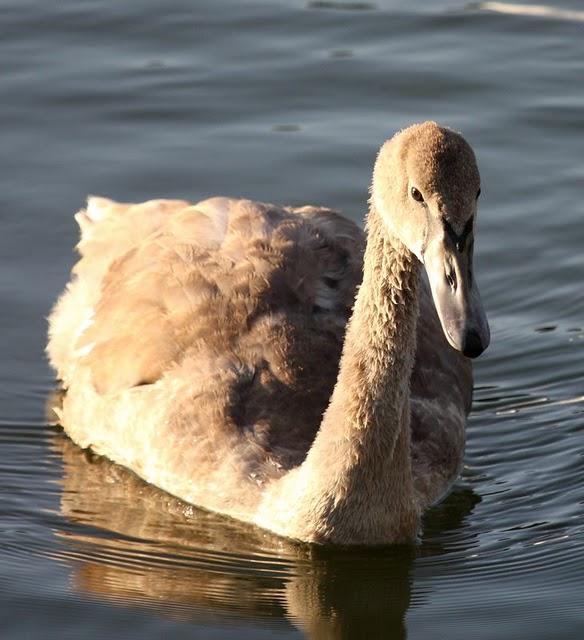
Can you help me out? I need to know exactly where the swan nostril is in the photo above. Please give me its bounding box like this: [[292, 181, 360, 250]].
[[446, 271, 457, 290]]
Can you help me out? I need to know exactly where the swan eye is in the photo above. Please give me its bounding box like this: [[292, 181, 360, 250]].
[[476, 188, 481, 199], [410, 187, 424, 203]]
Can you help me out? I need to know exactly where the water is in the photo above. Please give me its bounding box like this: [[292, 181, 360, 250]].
[[1, 0, 584, 637]]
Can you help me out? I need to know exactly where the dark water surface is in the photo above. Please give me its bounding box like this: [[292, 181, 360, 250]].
[[2, 0, 584, 638]]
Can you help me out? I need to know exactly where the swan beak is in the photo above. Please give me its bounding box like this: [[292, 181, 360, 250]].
[[423, 232, 490, 359]]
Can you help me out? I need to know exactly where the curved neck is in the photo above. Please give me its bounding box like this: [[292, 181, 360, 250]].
[[259, 206, 422, 544]]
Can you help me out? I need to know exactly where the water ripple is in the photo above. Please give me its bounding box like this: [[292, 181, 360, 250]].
[[481, 2, 584, 22]]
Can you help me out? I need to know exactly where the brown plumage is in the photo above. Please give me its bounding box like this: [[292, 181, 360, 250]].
[[47, 121, 489, 545]]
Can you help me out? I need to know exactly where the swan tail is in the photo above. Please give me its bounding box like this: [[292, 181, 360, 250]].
[[48, 197, 192, 383], [74, 196, 116, 237]]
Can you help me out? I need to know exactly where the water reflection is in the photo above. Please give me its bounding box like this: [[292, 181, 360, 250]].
[[49, 427, 480, 638]]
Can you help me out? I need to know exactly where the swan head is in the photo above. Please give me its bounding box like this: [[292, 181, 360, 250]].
[[372, 121, 490, 358]]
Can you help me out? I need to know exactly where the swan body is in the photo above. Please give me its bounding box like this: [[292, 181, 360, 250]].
[[48, 122, 489, 545]]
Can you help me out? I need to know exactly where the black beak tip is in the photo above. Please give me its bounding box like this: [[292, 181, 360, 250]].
[[462, 329, 486, 359]]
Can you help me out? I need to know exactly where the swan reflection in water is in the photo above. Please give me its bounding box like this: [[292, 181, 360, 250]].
[[48, 425, 480, 639]]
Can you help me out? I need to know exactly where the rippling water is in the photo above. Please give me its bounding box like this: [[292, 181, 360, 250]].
[[2, 0, 584, 638]]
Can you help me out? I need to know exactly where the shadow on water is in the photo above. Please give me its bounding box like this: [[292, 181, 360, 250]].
[[48, 420, 480, 638]]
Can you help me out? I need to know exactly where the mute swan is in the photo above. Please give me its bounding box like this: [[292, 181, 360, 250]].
[[47, 121, 489, 545]]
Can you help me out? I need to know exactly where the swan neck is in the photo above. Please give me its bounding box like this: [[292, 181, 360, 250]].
[[259, 204, 422, 544], [321, 203, 421, 462]]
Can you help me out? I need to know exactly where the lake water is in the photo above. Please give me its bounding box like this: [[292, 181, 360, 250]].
[[2, 0, 584, 638]]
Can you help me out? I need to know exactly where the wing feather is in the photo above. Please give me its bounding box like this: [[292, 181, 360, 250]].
[[64, 198, 364, 396]]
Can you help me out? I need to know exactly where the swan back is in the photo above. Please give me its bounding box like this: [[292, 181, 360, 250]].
[[72, 198, 361, 393]]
